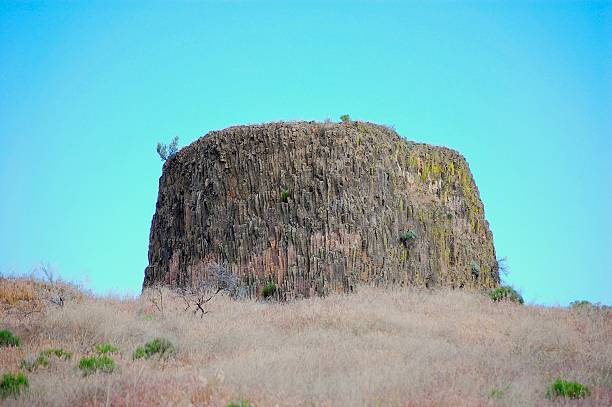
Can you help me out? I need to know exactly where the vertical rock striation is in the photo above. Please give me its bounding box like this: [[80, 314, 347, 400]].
[[144, 121, 499, 298]]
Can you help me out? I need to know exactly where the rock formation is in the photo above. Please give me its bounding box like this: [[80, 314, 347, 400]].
[[144, 121, 499, 298]]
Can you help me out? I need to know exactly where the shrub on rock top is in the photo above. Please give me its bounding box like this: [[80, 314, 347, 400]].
[[156, 136, 179, 161]]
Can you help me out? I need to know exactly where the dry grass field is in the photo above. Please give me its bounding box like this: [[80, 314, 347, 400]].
[[1, 276, 611, 406]]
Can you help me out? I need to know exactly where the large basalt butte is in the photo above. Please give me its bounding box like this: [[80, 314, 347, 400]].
[[144, 121, 499, 298]]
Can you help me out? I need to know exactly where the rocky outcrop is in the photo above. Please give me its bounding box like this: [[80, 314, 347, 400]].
[[144, 121, 499, 298]]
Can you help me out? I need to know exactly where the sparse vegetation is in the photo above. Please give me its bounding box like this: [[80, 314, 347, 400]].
[[280, 189, 290, 203], [546, 378, 591, 399], [1, 276, 610, 405], [0, 329, 20, 347], [399, 230, 417, 247], [0, 372, 28, 399], [133, 338, 175, 360], [490, 285, 524, 304], [156, 136, 179, 161], [78, 355, 116, 375], [262, 281, 277, 298], [340, 114, 351, 123]]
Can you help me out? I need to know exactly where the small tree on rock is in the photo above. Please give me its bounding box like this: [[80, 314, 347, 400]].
[[156, 136, 179, 161]]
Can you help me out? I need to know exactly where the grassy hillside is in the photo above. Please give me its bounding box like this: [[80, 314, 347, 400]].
[[1, 277, 610, 406]]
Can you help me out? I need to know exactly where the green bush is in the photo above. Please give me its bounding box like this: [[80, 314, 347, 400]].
[[0, 372, 28, 399], [399, 230, 417, 247], [133, 338, 175, 360], [489, 286, 524, 304], [0, 330, 20, 347], [280, 189, 290, 203], [226, 400, 251, 407], [262, 282, 277, 299], [340, 114, 351, 123], [95, 343, 119, 355], [78, 355, 116, 375], [546, 378, 590, 399]]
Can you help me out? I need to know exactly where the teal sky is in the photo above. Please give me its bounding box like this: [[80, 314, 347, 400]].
[[1, 1, 610, 305]]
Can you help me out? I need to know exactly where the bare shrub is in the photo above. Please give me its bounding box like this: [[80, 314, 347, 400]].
[[144, 283, 166, 316], [176, 262, 242, 317], [32, 263, 83, 309]]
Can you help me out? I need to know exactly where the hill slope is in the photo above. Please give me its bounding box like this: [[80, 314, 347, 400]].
[[1, 278, 611, 406]]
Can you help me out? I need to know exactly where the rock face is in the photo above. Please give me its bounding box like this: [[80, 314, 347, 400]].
[[144, 121, 499, 298]]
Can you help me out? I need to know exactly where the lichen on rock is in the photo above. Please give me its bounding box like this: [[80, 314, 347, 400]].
[[144, 121, 499, 298]]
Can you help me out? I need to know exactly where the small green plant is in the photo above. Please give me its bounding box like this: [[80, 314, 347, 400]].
[[95, 343, 119, 355], [280, 189, 290, 203], [0, 372, 28, 399], [489, 385, 509, 399], [133, 338, 175, 360], [399, 230, 417, 247], [490, 286, 524, 304], [340, 114, 351, 123], [0, 330, 20, 347], [78, 355, 116, 375], [156, 136, 179, 161], [471, 261, 481, 278], [546, 378, 590, 399], [21, 347, 72, 372], [20, 354, 49, 372], [226, 400, 251, 407], [41, 348, 72, 360], [262, 282, 277, 299]]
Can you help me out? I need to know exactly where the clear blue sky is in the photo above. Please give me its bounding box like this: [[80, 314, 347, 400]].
[[1, 1, 610, 305]]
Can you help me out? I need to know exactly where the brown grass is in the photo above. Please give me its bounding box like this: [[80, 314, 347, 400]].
[[1, 278, 611, 406]]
